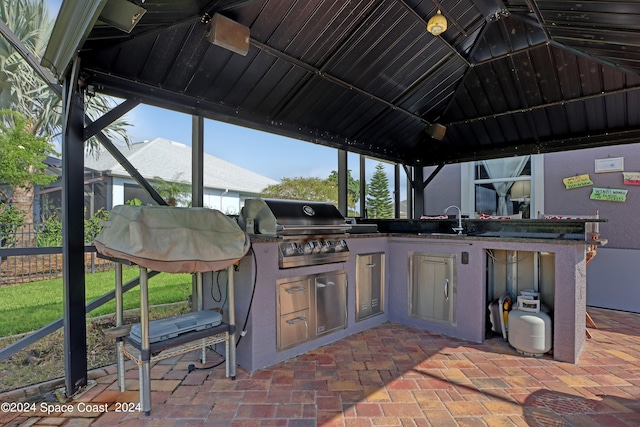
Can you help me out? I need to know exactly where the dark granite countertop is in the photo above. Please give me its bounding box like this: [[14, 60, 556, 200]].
[[248, 232, 605, 246]]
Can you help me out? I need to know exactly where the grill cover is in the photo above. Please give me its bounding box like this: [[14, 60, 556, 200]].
[[94, 205, 250, 273], [239, 198, 348, 235]]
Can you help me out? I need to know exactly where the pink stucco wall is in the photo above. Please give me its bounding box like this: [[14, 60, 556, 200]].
[[544, 144, 640, 250]]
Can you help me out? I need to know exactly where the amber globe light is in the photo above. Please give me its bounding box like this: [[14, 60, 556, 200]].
[[427, 10, 447, 36]]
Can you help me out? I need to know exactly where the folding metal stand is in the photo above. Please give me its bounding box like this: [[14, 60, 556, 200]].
[[111, 261, 236, 415]]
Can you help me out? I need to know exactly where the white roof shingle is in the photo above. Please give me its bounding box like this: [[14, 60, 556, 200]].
[[85, 138, 278, 194]]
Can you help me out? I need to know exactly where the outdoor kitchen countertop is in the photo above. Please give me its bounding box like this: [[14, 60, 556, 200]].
[[247, 232, 605, 246], [350, 232, 604, 245]]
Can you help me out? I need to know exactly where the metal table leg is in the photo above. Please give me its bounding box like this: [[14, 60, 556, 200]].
[[139, 267, 151, 415], [227, 265, 236, 379], [196, 272, 207, 363], [115, 263, 125, 392]]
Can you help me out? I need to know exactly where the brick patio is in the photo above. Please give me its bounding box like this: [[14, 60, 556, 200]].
[[1, 306, 639, 426]]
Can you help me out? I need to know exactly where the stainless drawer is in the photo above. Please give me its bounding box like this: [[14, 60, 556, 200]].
[[278, 309, 309, 350], [278, 278, 310, 315]]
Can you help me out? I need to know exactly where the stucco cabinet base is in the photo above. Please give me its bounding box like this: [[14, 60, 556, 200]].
[[222, 234, 588, 372]]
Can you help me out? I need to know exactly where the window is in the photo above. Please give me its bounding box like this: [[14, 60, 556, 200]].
[[461, 155, 544, 219], [347, 155, 408, 219]]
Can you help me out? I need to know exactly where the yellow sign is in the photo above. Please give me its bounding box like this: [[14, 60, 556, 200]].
[[623, 172, 640, 186], [563, 174, 593, 189], [590, 188, 627, 202]]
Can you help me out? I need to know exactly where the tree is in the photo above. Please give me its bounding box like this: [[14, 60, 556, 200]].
[[0, 0, 55, 137], [261, 177, 337, 203], [152, 174, 191, 207], [260, 171, 365, 214], [0, 110, 57, 217], [0, 0, 132, 223], [326, 170, 360, 215], [366, 163, 393, 218]]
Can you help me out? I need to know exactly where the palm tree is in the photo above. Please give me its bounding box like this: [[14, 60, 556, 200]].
[[153, 175, 191, 207], [0, 0, 132, 225]]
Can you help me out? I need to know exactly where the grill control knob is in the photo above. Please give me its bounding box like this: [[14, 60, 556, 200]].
[[335, 239, 348, 251], [321, 240, 334, 252], [304, 241, 315, 254], [285, 243, 298, 256]]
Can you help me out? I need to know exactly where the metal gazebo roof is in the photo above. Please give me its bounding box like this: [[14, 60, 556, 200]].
[[43, 0, 640, 168]]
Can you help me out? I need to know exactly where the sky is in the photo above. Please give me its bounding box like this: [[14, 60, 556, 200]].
[[44, 0, 400, 186], [125, 104, 340, 181]]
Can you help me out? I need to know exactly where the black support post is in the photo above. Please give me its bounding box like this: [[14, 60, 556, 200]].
[[394, 164, 400, 218], [359, 155, 366, 218], [413, 166, 425, 218], [338, 150, 347, 216], [192, 116, 204, 208], [405, 166, 413, 219], [61, 66, 88, 396], [191, 115, 204, 311]]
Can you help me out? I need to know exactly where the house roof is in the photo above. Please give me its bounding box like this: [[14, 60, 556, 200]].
[[84, 137, 278, 194], [43, 0, 640, 167]]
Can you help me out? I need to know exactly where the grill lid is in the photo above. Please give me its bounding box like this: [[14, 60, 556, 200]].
[[239, 198, 349, 236]]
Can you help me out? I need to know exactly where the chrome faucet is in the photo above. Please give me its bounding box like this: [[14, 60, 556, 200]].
[[444, 205, 464, 235]]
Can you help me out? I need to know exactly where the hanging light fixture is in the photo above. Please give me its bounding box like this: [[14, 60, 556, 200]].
[[427, 10, 447, 36]]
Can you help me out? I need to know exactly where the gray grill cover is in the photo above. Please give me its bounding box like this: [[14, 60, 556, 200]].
[[94, 205, 250, 273]]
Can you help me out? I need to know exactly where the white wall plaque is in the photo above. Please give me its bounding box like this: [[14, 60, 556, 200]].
[[595, 157, 624, 173]]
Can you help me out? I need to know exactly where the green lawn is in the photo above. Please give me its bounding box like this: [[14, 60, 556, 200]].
[[0, 268, 192, 337]]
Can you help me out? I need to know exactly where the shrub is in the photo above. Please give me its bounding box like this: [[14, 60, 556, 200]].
[[37, 212, 62, 247]]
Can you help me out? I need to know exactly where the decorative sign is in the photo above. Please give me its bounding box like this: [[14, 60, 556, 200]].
[[562, 174, 593, 189], [595, 157, 624, 173], [623, 172, 640, 186], [590, 187, 628, 202]]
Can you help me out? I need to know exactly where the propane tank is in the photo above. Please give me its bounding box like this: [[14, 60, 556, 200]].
[[508, 297, 552, 357]]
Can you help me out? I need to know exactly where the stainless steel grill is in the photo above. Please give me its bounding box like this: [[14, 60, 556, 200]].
[[239, 199, 350, 268]]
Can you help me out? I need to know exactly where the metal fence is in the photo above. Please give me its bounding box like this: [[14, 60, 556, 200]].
[[0, 223, 112, 286]]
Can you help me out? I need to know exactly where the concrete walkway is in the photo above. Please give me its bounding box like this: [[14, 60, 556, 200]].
[[1, 306, 639, 426]]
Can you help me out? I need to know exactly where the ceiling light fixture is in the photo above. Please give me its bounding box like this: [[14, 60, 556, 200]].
[[427, 10, 447, 36], [205, 13, 250, 56], [427, 123, 447, 140]]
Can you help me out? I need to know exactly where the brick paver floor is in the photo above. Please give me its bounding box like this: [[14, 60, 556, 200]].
[[1, 307, 639, 426]]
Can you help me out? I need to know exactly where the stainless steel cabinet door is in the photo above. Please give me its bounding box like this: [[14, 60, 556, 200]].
[[356, 253, 385, 321], [315, 271, 347, 335], [409, 253, 456, 324]]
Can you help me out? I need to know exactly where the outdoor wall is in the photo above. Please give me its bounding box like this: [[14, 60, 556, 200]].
[[110, 177, 245, 213], [202, 190, 241, 214], [544, 143, 640, 314], [422, 164, 462, 215], [544, 144, 640, 249], [586, 248, 640, 313]]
